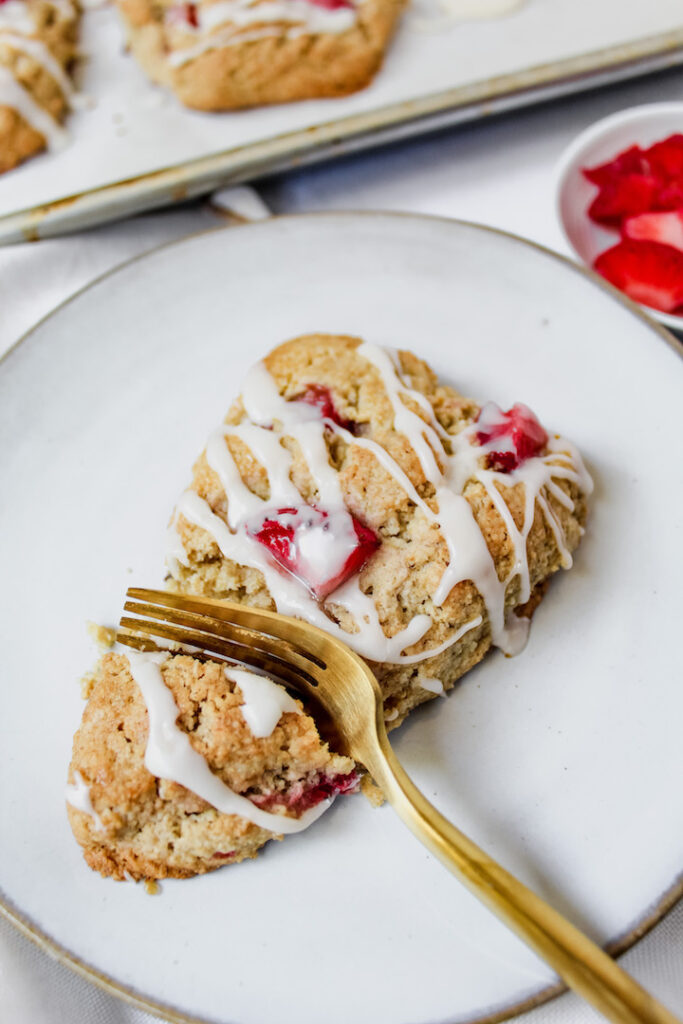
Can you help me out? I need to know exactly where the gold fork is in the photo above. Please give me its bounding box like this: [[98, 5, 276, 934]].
[[119, 587, 679, 1024]]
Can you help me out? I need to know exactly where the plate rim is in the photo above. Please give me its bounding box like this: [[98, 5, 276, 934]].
[[2, 210, 681, 1024]]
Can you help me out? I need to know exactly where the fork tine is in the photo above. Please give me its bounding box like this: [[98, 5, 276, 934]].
[[123, 598, 321, 678], [118, 617, 317, 695], [127, 589, 333, 665]]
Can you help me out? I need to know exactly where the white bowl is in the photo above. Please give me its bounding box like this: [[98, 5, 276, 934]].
[[555, 102, 683, 332]]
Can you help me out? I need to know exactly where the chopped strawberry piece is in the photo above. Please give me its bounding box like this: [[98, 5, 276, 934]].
[[250, 771, 360, 814], [655, 181, 683, 211], [623, 209, 683, 253], [292, 384, 353, 431], [582, 145, 650, 187], [167, 2, 198, 25], [248, 506, 379, 599], [594, 239, 683, 313], [475, 402, 548, 473], [587, 173, 661, 227], [308, 0, 354, 7], [646, 133, 683, 180], [212, 850, 235, 860]]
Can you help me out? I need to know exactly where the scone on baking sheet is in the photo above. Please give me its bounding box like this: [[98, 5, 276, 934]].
[[0, 0, 79, 172], [168, 334, 593, 728], [67, 651, 358, 880], [115, 0, 406, 110]]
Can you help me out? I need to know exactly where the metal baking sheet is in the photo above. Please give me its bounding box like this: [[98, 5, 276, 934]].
[[1, 0, 682, 243]]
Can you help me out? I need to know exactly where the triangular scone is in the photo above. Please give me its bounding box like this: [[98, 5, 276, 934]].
[[67, 652, 357, 880], [0, 0, 79, 173], [115, 0, 405, 110], [68, 335, 592, 882], [168, 335, 592, 727]]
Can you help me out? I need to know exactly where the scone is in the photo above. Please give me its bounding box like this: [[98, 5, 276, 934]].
[[67, 651, 357, 879], [0, 0, 79, 172], [115, 0, 405, 110], [68, 334, 592, 881], [168, 334, 592, 727]]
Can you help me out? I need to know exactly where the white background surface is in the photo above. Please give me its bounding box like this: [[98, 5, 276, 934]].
[[0, 62, 681, 1024]]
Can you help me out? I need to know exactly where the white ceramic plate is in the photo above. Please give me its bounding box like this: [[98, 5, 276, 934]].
[[0, 213, 681, 1024]]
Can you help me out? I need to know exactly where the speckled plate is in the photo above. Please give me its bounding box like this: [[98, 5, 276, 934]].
[[0, 213, 681, 1024]]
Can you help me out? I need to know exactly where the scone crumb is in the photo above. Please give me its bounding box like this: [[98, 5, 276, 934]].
[[360, 774, 385, 808], [144, 879, 160, 895], [79, 671, 97, 700], [87, 621, 117, 651]]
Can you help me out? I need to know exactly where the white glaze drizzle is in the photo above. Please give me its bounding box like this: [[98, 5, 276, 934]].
[[0, 1, 35, 34], [166, 0, 357, 67], [356, 343, 592, 653], [0, 64, 67, 149], [228, 665, 301, 737], [176, 487, 434, 662], [126, 650, 331, 834], [166, 515, 191, 571], [65, 771, 106, 831], [418, 676, 445, 696], [169, 345, 591, 667], [0, 31, 74, 98]]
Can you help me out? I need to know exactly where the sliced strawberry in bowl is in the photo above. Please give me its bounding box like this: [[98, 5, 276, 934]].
[[248, 505, 379, 599], [622, 209, 683, 253], [594, 239, 683, 314], [582, 145, 651, 187], [587, 173, 661, 227], [475, 402, 548, 473], [292, 384, 354, 431], [645, 133, 683, 180]]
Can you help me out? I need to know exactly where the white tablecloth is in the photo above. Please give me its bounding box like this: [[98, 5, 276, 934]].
[[1, 62, 681, 1024]]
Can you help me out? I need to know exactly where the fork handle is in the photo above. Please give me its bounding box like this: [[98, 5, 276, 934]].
[[364, 735, 680, 1024]]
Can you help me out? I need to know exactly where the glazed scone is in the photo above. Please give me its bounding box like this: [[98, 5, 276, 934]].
[[67, 651, 357, 880], [167, 334, 592, 728], [115, 0, 405, 110], [0, 0, 79, 173]]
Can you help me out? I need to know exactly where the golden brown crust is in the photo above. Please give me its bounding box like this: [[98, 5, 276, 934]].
[[0, 0, 79, 173], [115, 0, 405, 110], [68, 652, 355, 880]]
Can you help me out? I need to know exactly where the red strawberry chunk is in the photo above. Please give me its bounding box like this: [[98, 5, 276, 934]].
[[292, 384, 353, 431], [655, 181, 683, 211], [308, 0, 354, 8], [167, 2, 198, 25], [594, 239, 683, 313], [623, 209, 683, 253], [475, 402, 548, 473], [646, 133, 683, 180], [250, 771, 360, 814], [587, 173, 661, 227], [248, 505, 379, 600], [582, 145, 650, 187]]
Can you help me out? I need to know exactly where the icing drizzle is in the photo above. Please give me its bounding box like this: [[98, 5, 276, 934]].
[[125, 650, 331, 834], [0, 0, 76, 147], [168, 343, 592, 666], [165, 0, 358, 67], [228, 664, 301, 737], [65, 770, 106, 831]]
